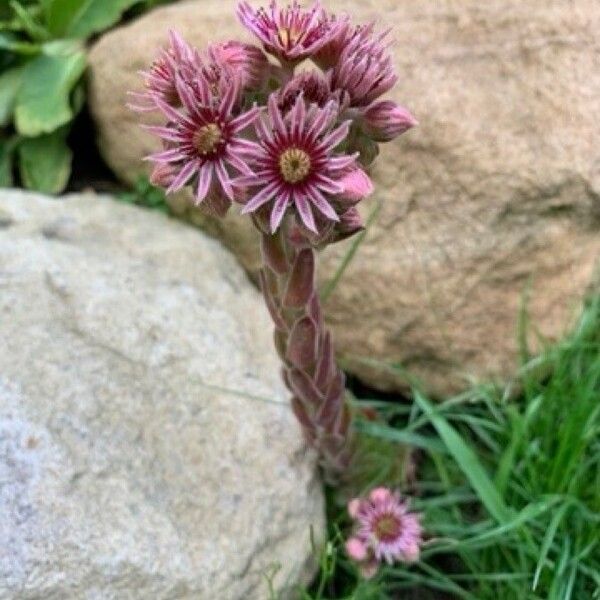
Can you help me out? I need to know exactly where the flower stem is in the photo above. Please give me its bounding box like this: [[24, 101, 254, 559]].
[[257, 217, 355, 483]]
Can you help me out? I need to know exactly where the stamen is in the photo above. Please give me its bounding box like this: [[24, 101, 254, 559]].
[[279, 147, 311, 183], [193, 123, 223, 155]]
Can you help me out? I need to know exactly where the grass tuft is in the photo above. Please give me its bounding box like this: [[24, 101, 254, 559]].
[[301, 294, 600, 599]]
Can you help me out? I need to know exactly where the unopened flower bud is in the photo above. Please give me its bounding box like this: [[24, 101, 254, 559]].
[[361, 101, 417, 142], [209, 41, 269, 89], [333, 207, 364, 242], [150, 163, 176, 188], [338, 168, 373, 205], [345, 537, 368, 561]]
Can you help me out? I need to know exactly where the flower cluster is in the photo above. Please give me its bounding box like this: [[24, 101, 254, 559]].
[[132, 0, 416, 488], [346, 487, 423, 578], [132, 0, 415, 237]]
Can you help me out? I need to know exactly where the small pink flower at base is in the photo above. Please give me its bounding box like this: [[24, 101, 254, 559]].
[[237, 0, 340, 64], [361, 101, 418, 142], [237, 94, 358, 233], [143, 73, 260, 210], [209, 41, 269, 90], [345, 487, 423, 578]]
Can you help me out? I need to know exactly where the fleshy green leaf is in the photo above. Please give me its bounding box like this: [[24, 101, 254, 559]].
[[0, 66, 23, 126], [14, 50, 86, 136], [43, 0, 142, 39], [18, 129, 72, 193]]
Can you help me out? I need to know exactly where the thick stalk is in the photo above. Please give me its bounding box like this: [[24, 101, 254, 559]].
[[257, 218, 355, 483]]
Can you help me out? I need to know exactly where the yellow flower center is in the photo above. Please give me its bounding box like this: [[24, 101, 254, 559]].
[[278, 26, 302, 48], [373, 515, 401, 542], [193, 123, 222, 155], [279, 147, 311, 184]]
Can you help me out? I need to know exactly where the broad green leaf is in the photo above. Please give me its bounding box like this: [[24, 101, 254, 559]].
[[44, 0, 142, 39], [18, 130, 72, 193], [414, 391, 512, 525], [0, 66, 23, 126], [14, 50, 86, 136]]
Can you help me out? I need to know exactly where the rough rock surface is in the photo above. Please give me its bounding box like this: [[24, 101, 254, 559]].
[[88, 0, 600, 395], [0, 190, 324, 599]]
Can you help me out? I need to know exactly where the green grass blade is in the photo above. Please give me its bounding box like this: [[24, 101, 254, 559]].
[[321, 199, 381, 303], [413, 391, 512, 524]]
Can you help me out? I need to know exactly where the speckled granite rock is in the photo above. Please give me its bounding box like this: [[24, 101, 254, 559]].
[[0, 190, 324, 599], [88, 0, 600, 395]]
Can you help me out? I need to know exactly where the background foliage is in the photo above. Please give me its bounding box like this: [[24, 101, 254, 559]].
[[0, 0, 173, 193]]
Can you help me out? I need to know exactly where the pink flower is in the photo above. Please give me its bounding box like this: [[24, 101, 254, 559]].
[[143, 72, 259, 211], [278, 71, 346, 115], [330, 24, 397, 107], [209, 41, 269, 89], [237, 94, 362, 233], [237, 0, 340, 64], [312, 15, 355, 70], [128, 30, 195, 111], [345, 487, 423, 578], [361, 100, 417, 142]]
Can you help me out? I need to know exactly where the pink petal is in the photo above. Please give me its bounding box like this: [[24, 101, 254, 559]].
[[270, 192, 291, 232], [241, 180, 280, 213], [230, 106, 260, 132], [215, 160, 234, 200], [294, 194, 317, 233], [307, 186, 339, 221], [166, 159, 197, 193], [195, 163, 213, 204]]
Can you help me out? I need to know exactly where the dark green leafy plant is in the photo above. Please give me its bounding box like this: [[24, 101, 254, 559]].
[[0, 0, 170, 193]]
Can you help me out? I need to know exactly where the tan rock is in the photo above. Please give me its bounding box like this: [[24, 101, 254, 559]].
[[0, 190, 324, 599], [87, 0, 600, 396]]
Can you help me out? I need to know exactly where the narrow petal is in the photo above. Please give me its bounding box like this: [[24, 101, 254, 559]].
[[155, 97, 192, 125], [167, 159, 197, 193], [312, 174, 345, 195], [294, 194, 317, 232], [215, 160, 234, 200], [226, 152, 254, 176], [327, 153, 359, 173], [175, 76, 200, 117], [307, 187, 339, 221], [195, 163, 213, 204], [142, 125, 185, 143], [241, 180, 280, 213], [269, 191, 291, 232], [230, 106, 260, 132], [268, 94, 286, 136], [317, 120, 350, 152], [145, 147, 189, 163], [229, 138, 262, 155], [219, 76, 240, 119]]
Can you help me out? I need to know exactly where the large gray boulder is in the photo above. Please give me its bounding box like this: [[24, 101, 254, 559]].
[[0, 190, 324, 599]]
